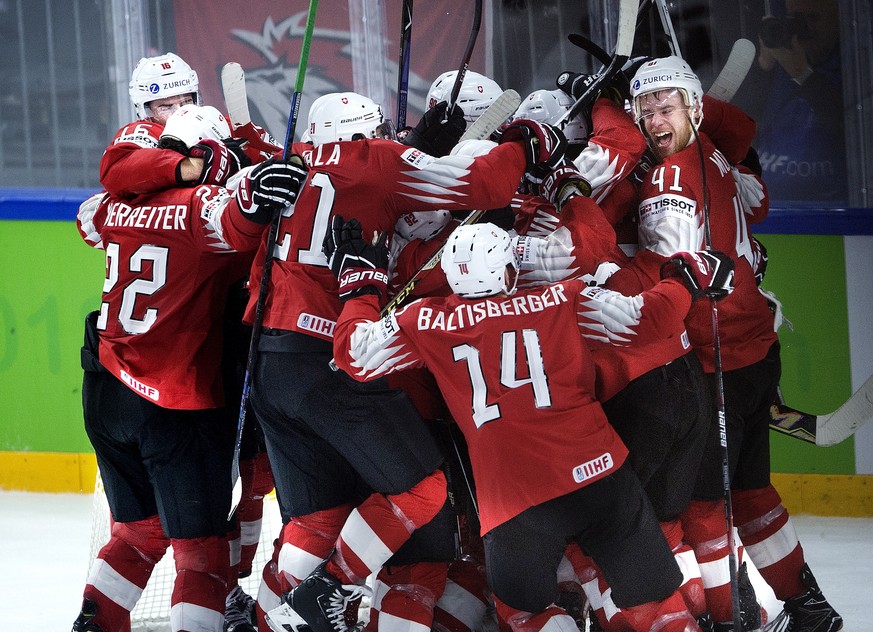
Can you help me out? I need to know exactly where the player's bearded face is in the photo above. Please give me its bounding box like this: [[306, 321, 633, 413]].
[[637, 89, 693, 159]]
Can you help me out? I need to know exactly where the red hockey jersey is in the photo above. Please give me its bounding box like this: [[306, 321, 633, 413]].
[[100, 120, 188, 199], [243, 139, 527, 339], [605, 133, 777, 372], [77, 186, 266, 409], [332, 278, 692, 533]]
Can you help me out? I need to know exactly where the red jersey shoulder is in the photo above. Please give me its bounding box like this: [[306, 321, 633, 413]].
[[109, 119, 163, 149]]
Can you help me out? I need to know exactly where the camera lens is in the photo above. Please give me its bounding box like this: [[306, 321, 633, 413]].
[[760, 16, 792, 49]]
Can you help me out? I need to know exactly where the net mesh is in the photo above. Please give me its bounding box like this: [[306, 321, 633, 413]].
[[86, 471, 281, 631]]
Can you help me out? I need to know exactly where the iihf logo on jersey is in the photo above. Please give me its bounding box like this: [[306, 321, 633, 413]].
[[572, 452, 614, 483]]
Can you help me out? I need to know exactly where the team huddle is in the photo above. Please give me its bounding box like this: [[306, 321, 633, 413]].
[[72, 48, 843, 632]]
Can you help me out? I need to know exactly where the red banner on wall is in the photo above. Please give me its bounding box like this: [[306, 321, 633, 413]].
[[172, 0, 485, 139]]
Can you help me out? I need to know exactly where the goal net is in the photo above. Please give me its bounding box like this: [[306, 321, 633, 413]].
[[86, 471, 282, 631]]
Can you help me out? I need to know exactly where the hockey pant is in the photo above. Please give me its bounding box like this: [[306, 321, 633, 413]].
[[565, 519, 705, 631], [83, 515, 229, 632]]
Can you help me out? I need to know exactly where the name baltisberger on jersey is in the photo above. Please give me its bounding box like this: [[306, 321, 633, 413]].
[[413, 284, 569, 332]]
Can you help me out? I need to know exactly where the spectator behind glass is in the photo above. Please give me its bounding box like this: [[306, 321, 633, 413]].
[[736, 0, 846, 205]]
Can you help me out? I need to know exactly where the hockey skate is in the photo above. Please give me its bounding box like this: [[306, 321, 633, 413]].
[[778, 563, 843, 632], [265, 559, 370, 632], [225, 584, 257, 631], [71, 598, 102, 632]]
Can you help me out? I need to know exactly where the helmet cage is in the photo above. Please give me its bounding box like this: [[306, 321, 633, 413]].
[[441, 223, 519, 299], [630, 56, 703, 128]]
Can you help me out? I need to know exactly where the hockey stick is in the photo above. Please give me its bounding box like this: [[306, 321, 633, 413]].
[[690, 124, 743, 631], [770, 372, 873, 446], [375, 92, 520, 317], [706, 38, 756, 102], [653, 0, 682, 57], [229, 0, 319, 519], [396, 0, 413, 130], [446, 0, 483, 112], [221, 62, 251, 128], [555, 0, 638, 129], [459, 89, 521, 141]]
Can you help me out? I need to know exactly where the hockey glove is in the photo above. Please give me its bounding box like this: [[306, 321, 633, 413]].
[[660, 250, 735, 302], [322, 215, 390, 302], [556, 69, 628, 106], [404, 101, 467, 157], [189, 139, 241, 186], [234, 157, 309, 224], [500, 119, 568, 181], [539, 159, 591, 209], [751, 236, 768, 286]]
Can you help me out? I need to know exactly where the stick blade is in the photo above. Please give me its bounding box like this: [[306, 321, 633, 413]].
[[227, 469, 242, 520], [707, 38, 756, 103], [221, 62, 252, 128], [769, 402, 818, 444], [816, 372, 873, 446], [460, 89, 521, 142]]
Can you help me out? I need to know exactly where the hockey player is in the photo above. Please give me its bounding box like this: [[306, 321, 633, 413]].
[[102, 52, 280, 201], [71, 106, 309, 632], [607, 55, 842, 631], [497, 90, 713, 628], [402, 70, 505, 157], [328, 219, 739, 632], [248, 92, 568, 632]]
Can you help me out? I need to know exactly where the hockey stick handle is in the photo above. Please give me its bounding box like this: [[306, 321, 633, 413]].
[[690, 118, 743, 630], [284, 0, 320, 154], [556, 54, 627, 129], [447, 0, 483, 111], [396, 0, 414, 129], [555, 0, 637, 129], [229, 0, 319, 519]]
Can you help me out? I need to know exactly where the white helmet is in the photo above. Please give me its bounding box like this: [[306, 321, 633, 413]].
[[159, 104, 231, 148], [514, 89, 589, 144], [306, 92, 393, 145], [426, 71, 502, 123], [441, 223, 518, 298], [629, 56, 703, 125], [395, 210, 453, 241], [129, 53, 200, 119]]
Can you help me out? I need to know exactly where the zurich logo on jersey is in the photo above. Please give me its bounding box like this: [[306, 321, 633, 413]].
[[149, 82, 160, 95]]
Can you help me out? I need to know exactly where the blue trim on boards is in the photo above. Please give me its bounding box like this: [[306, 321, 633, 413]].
[[0, 188, 101, 221]]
